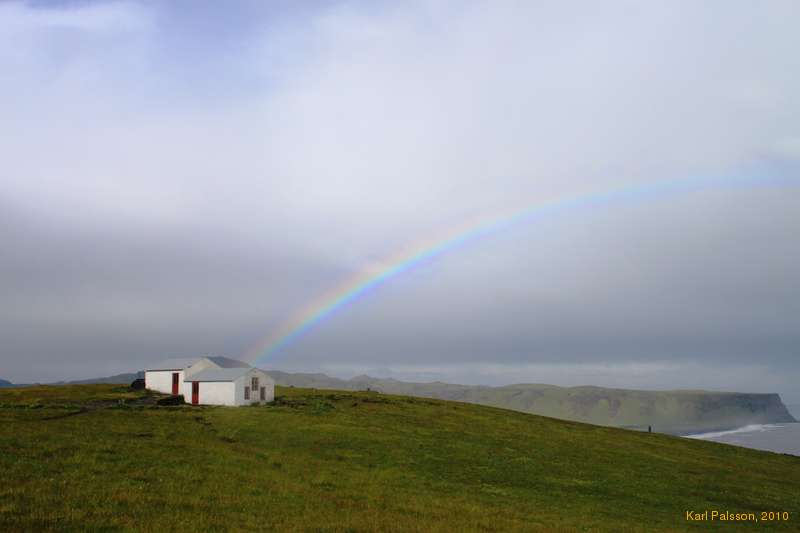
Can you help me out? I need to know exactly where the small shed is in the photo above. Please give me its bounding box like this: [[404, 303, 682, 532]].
[[186, 367, 275, 406]]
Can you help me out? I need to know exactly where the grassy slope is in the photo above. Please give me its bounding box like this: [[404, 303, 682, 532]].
[[1, 385, 798, 532]]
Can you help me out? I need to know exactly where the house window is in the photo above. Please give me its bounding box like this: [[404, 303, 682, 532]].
[[244, 386, 250, 400], [251, 376, 259, 391], [260, 386, 266, 400]]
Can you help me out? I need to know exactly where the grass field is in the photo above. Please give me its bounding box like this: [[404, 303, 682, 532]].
[[1, 385, 798, 532]]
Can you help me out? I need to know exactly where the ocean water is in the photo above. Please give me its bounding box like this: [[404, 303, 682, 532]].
[[685, 405, 800, 456]]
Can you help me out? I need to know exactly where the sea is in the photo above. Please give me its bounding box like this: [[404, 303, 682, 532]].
[[684, 404, 800, 456]]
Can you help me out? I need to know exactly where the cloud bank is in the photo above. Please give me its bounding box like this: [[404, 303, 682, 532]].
[[1, 1, 799, 400]]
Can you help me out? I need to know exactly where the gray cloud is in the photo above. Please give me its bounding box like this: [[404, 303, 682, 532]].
[[1, 1, 799, 401]]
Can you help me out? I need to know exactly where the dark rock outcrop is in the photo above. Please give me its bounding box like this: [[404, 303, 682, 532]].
[[156, 395, 185, 406]]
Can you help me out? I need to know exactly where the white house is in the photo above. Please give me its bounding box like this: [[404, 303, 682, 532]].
[[144, 356, 274, 406]]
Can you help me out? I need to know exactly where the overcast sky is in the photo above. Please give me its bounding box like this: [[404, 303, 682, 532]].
[[2, 1, 799, 401]]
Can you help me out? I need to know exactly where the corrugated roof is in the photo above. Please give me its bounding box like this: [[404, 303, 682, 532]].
[[205, 356, 250, 368], [145, 357, 204, 371], [188, 367, 252, 382]]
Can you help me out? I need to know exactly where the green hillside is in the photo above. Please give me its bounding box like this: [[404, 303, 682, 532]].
[[1, 385, 798, 532]]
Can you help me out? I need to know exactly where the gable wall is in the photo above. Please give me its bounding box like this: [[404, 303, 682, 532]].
[[184, 358, 217, 378], [234, 369, 275, 405]]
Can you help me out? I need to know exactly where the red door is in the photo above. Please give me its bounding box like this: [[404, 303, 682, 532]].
[[172, 373, 179, 395], [192, 382, 199, 405]]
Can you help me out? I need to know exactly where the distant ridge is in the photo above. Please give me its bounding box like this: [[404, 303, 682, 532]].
[[1, 372, 143, 388], [53, 371, 143, 385]]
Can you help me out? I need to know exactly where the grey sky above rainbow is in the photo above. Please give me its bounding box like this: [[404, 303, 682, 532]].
[[2, 1, 799, 402]]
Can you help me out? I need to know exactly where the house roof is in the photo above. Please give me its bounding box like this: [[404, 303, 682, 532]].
[[189, 367, 275, 383], [188, 367, 253, 382], [205, 356, 250, 368], [146, 357, 204, 371], [145, 356, 249, 372]]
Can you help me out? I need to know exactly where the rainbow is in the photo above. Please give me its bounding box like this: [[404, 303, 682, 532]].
[[243, 171, 798, 366]]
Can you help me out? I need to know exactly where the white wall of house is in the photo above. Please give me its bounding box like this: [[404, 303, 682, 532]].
[[145, 370, 184, 395], [146, 360, 215, 399], [194, 381, 237, 406], [181, 379, 193, 400]]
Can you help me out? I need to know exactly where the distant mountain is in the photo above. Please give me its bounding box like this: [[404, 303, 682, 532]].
[[53, 372, 143, 385], [78, 371, 143, 384], [264, 371, 797, 435], [0, 378, 13, 387]]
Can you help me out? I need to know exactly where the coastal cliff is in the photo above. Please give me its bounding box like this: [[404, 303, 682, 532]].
[[266, 371, 797, 434]]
